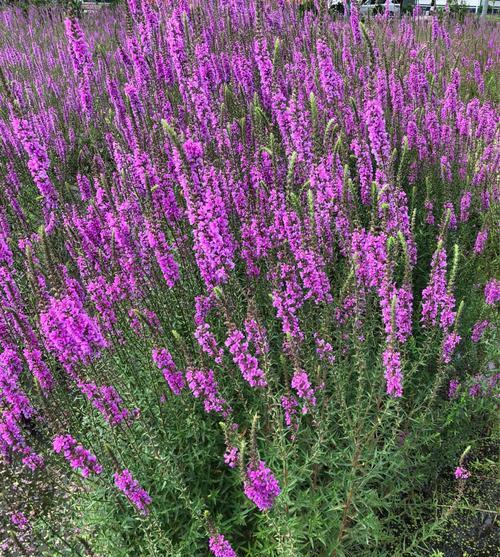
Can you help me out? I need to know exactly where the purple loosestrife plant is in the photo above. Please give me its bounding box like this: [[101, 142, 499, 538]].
[[291, 370, 317, 413], [79, 383, 130, 426], [471, 320, 490, 343], [53, 434, 102, 477], [186, 368, 231, 416], [421, 245, 455, 329], [484, 279, 500, 306], [473, 229, 488, 254], [114, 469, 152, 515], [40, 293, 108, 369], [152, 347, 185, 395], [225, 329, 267, 388], [64, 16, 93, 117], [0, 3, 497, 555], [243, 460, 281, 511], [442, 332, 461, 365], [208, 534, 238, 557], [382, 347, 403, 398]]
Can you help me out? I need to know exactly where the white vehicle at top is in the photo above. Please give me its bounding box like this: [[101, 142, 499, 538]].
[[327, 0, 401, 15], [358, 0, 401, 15]]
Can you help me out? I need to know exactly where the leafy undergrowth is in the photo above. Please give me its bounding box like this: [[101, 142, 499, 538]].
[[426, 435, 499, 557]]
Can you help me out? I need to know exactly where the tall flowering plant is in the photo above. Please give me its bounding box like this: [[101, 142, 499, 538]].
[[0, 1, 498, 555]]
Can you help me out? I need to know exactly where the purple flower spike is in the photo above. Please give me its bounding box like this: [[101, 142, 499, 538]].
[[209, 533, 237, 557], [243, 460, 281, 511], [53, 434, 102, 477], [114, 469, 152, 515]]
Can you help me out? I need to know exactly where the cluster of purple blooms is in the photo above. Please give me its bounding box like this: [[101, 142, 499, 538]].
[[484, 279, 500, 306], [10, 512, 30, 531], [208, 533, 238, 557], [152, 347, 185, 395], [291, 370, 317, 413], [243, 460, 281, 511], [225, 329, 267, 388], [186, 368, 231, 416], [454, 466, 470, 480], [113, 469, 152, 515], [79, 382, 131, 426], [52, 434, 102, 477], [40, 293, 108, 369]]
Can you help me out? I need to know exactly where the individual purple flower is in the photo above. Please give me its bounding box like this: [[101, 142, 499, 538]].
[[53, 434, 102, 477], [454, 466, 470, 480], [152, 348, 185, 395], [208, 533, 237, 557], [114, 469, 152, 515], [484, 279, 500, 305], [243, 460, 281, 511], [223, 446, 239, 469]]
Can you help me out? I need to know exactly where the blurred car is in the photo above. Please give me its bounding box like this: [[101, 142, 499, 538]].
[[359, 0, 401, 15], [327, 0, 345, 14]]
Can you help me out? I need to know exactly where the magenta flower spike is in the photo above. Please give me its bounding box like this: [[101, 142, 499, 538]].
[[244, 460, 281, 511], [114, 469, 152, 515]]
